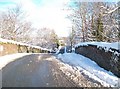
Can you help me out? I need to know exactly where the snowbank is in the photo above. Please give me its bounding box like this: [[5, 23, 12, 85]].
[[57, 53, 119, 87], [0, 53, 32, 70], [75, 42, 119, 50]]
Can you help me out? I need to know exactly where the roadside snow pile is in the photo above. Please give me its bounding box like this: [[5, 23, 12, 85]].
[[57, 53, 119, 87], [0, 53, 31, 70], [75, 42, 119, 50]]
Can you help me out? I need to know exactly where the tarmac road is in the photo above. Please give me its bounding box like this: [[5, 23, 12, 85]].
[[2, 54, 78, 87]]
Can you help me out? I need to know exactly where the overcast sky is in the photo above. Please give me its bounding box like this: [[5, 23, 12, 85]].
[[0, 0, 119, 37]]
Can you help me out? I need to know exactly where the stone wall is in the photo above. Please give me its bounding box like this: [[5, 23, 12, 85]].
[[0, 43, 18, 56], [0, 42, 49, 56], [75, 45, 120, 78]]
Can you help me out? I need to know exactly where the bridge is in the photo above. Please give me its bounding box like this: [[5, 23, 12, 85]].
[[0, 38, 119, 87]]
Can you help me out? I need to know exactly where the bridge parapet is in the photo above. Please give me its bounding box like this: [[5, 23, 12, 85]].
[[75, 44, 120, 78], [0, 38, 50, 56]]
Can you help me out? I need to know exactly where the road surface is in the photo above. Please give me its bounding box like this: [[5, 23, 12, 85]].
[[2, 54, 79, 87]]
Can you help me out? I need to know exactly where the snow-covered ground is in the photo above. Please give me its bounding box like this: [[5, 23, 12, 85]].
[[0, 53, 32, 70], [57, 53, 119, 87]]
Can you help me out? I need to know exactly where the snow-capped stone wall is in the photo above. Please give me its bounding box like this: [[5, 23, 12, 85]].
[[75, 44, 120, 78], [0, 38, 50, 56]]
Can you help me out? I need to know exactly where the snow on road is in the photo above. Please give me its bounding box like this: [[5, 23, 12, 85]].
[[57, 53, 119, 87], [0, 53, 32, 70]]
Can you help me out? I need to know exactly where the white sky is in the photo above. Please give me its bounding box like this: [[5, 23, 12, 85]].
[[0, 0, 72, 37], [0, 0, 119, 37]]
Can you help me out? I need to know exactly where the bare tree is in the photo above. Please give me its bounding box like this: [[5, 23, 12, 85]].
[[68, 26, 76, 47], [68, 1, 119, 42], [33, 28, 59, 49], [68, 1, 92, 42], [0, 5, 32, 43]]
